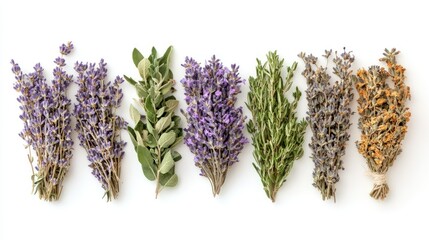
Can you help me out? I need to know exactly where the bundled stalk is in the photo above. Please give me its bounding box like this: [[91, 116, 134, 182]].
[[299, 49, 354, 201], [11, 42, 74, 201], [353, 48, 411, 200], [125, 47, 183, 198], [181, 56, 247, 196], [246, 51, 307, 202], [74, 60, 127, 201]]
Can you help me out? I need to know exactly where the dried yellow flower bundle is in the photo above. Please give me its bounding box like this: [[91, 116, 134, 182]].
[[353, 48, 411, 200]]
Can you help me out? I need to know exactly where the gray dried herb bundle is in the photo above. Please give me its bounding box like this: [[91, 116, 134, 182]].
[[353, 48, 411, 200], [299, 49, 354, 201], [246, 51, 307, 202], [125, 46, 183, 198]]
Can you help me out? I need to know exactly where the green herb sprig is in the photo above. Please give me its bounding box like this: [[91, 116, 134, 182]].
[[246, 51, 307, 202], [125, 46, 183, 198]]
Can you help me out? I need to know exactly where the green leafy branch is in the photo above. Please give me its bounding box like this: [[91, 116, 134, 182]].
[[125, 46, 183, 198], [246, 51, 307, 202]]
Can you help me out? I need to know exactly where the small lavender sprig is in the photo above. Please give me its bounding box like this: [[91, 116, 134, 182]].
[[299, 49, 355, 201], [74, 60, 126, 201], [11, 42, 74, 201], [181, 56, 248, 196]]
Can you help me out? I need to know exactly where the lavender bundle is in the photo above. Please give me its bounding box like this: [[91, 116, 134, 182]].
[[125, 47, 183, 197], [11, 42, 74, 201], [246, 51, 307, 202], [299, 50, 354, 201], [74, 60, 126, 201], [181, 56, 247, 196], [353, 49, 411, 200]]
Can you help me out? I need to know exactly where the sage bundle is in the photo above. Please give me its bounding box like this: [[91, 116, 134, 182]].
[[299, 49, 354, 201], [247, 51, 307, 202], [125, 47, 183, 197], [11, 42, 74, 201], [353, 48, 411, 200], [181, 56, 247, 196], [74, 60, 127, 201]]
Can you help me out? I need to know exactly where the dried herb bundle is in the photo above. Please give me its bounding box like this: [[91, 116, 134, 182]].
[[74, 60, 127, 201], [246, 51, 307, 202], [353, 48, 411, 200], [11, 42, 74, 201], [299, 49, 354, 201], [125, 46, 183, 198], [181, 56, 247, 196]]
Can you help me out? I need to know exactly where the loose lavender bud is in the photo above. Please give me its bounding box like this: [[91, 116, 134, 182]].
[[299, 49, 355, 202], [181, 56, 248, 196], [11, 42, 74, 201], [74, 59, 126, 201]]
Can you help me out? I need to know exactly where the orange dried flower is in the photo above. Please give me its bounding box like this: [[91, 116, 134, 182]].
[[353, 48, 411, 200]]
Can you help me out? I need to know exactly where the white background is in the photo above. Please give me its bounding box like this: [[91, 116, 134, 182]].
[[1, 0, 428, 239]]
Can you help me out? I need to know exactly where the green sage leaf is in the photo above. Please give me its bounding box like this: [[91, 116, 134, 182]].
[[124, 75, 137, 85], [159, 80, 174, 95], [138, 58, 150, 80], [137, 145, 156, 181], [146, 134, 157, 148], [158, 131, 176, 149], [129, 104, 141, 124], [147, 120, 154, 134], [159, 151, 175, 174], [145, 97, 156, 123], [165, 99, 179, 113], [156, 107, 165, 118], [127, 127, 138, 149], [160, 173, 178, 187], [136, 85, 147, 98], [155, 114, 171, 133], [159, 46, 172, 66], [135, 131, 144, 146], [132, 48, 144, 67]]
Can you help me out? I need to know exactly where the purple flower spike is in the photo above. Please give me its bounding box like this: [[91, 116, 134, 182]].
[[181, 56, 248, 196], [11, 43, 74, 201], [74, 59, 127, 201]]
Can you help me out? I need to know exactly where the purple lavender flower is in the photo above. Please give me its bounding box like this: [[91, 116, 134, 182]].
[[74, 59, 127, 201], [11, 42, 74, 201], [181, 56, 248, 196]]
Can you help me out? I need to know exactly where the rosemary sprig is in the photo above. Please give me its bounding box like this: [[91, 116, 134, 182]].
[[246, 51, 307, 202]]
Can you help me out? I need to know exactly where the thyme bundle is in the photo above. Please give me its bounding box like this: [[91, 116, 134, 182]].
[[125, 47, 183, 197], [11, 42, 74, 201], [181, 56, 247, 196], [246, 51, 307, 202], [299, 49, 354, 201], [353, 48, 411, 200]]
